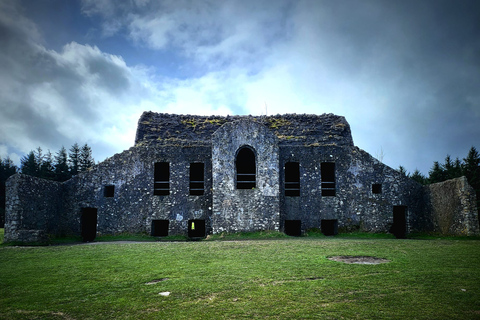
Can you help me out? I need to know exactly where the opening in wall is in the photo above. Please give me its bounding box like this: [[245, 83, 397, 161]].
[[154, 162, 170, 196], [372, 184, 382, 194], [151, 220, 169, 237], [104, 185, 115, 197], [321, 219, 338, 236], [190, 163, 205, 196], [188, 219, 206, 239], [284, 220, 301, 236], [321, 162, 336, 196], [285, 162, 300, 197], [392, 206, 407, 239], [81, 208, 97, 242], [236, 147, 256, 189]]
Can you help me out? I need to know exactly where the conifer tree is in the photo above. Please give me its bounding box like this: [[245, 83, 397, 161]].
[[79, 144, 95, 172], [428, 161, 446, 183], [69, 143, 81, 176], [40, 150, 56, 180], [55, 146, 70, 182], [20, 151, 38, 177], [410, 169, 427, 185]]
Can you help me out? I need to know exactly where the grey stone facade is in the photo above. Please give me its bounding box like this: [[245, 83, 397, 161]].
[[4, 112, 479, 243]]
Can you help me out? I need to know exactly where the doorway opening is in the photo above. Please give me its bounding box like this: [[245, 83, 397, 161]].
[[81, 207, 97, 242], [284, 220, 301, 236], [321, 219, 338, 236], [392, 206, 407, 239], [188, 219, 206, 239], [151, 220, 169, 237]]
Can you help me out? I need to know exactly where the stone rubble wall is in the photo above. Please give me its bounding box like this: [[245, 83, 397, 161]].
[[135, 112, 354, 147], [211, 120, 280, 233], [4, 174, 63, 243], [4, 113, 479, 243], [425, 176, 479, 235], [279, 145, 427, 233]]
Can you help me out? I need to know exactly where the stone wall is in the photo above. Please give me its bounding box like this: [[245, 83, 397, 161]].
[[4, 174, 63, 243], [212, 120, 280, 233], [62, 144, 213, 237], [426, 177, 479, 235], [279, 145, 426, 233]]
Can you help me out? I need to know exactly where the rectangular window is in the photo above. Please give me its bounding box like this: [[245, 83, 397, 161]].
[[372, 183, 382, 194], [190, 163, 205, 196], [154, 162, 170, 196], [104, 185, 115, 197], [321, 162, 336, 196], [285, 162, 300, 197]]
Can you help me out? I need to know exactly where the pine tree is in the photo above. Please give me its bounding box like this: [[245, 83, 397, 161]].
[[69, 143, 81, 176], [79, 144, 95, 172], [428, 161, 446, 183], [40, 150, 55, 180], [410, 169, 427, 185], [397, 166, 409, 177], [55, 146, 70, 182], [21, 151, 38, 177], [463, 147, 480, 187]]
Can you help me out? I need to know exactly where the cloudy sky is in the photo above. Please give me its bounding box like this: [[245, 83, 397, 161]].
[[1, 0, 479, 175]]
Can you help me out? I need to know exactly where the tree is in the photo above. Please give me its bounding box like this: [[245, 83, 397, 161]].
[[69, 143, 81, 176], [463, 147, 480, 188], [79, 144, 95, 172], [40, 150, 55, 180], [428, 161, 446, 184], [20, 151, 38, 177], [397, 166, 409, 177], [55, 146, 70, 182], [410, 169, 427, 185]]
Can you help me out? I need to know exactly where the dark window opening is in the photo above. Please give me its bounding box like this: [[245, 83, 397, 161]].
[[190, 163, 205, 196], [151, 220, 169, 237], [188, 219, 206, 239], [154, 162, 170, 196], [372, 184, 382, 194], [104, 185, 115, 197], [391, 206, 407, 239], [321, 219, 338, 236], [321, 162, 336, 196], [285, 162, 300, 197], [236, 147, 256, 189], [81, 207, 97, 242], [284, 220, 301, 236]]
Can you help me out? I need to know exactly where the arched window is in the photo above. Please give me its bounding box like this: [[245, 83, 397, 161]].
[[236, 146, 256, 189]]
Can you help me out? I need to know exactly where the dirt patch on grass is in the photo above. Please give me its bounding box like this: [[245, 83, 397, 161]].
[[328, 256, 390, 265]]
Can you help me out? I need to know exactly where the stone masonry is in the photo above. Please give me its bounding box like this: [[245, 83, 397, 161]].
[[4, 112, 479, 242]]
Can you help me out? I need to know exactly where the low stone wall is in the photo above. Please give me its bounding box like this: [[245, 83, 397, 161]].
[[426, 176, 479, 235], [4, 174, 63, 243]]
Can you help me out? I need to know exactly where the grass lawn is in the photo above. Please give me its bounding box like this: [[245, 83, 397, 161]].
[[0, 231, 479, 319]]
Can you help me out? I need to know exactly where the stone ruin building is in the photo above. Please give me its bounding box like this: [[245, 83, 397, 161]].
[[4, 112, 479, 243]]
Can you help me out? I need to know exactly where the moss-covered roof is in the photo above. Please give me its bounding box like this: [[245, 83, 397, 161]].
[[134, 112, 354, 147]]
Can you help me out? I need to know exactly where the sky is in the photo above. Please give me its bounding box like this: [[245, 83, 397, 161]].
[[0, 0, 479, 175]]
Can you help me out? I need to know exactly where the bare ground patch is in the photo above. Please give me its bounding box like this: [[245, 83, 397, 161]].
[[328, 256, 390, 264]]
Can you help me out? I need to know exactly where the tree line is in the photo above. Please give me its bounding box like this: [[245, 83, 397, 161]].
[[397, 146, 480, 188], [1, 143, 95, 227], [399, 146, 480, 217]]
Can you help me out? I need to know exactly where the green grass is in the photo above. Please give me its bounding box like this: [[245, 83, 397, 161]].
[[1, 234, 479, 319]]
